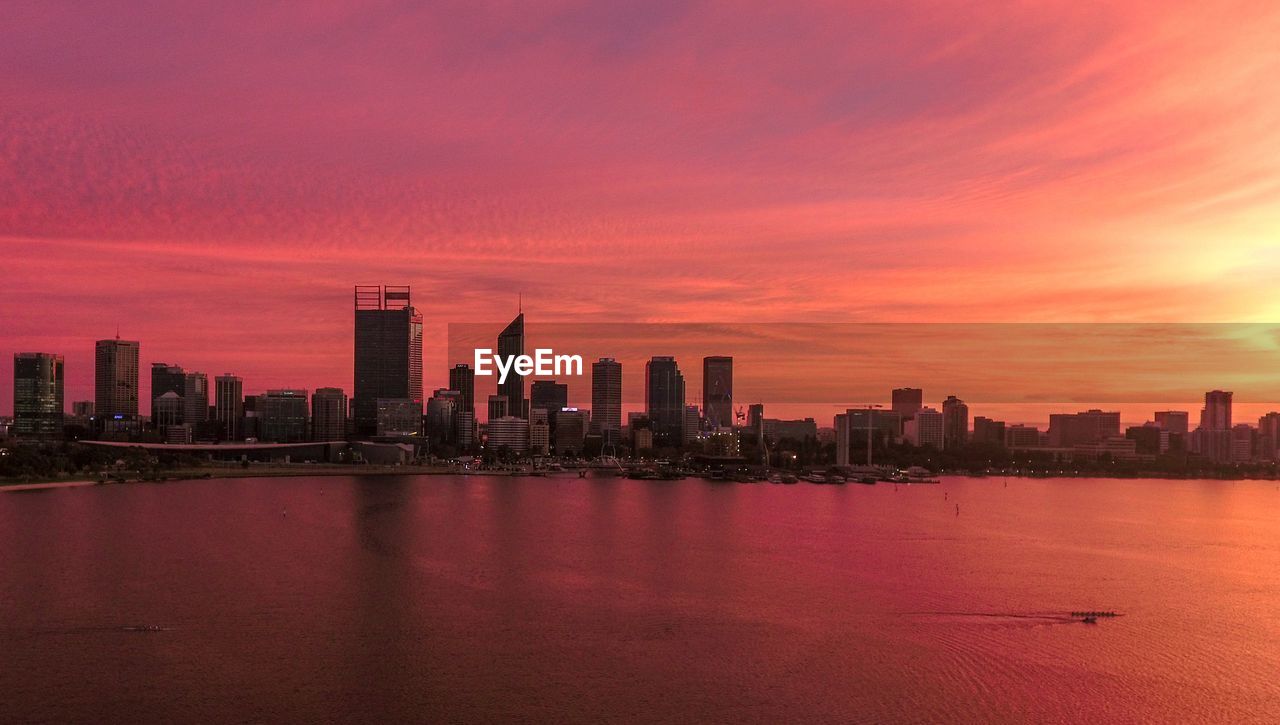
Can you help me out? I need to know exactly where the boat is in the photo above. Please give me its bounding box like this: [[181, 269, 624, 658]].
[[801, 472, 827, 484]]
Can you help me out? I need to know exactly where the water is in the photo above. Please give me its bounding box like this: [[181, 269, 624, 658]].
[[2, 475, 1279, 723]]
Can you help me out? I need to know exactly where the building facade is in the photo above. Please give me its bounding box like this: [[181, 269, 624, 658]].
[[353, 285, 423, 437], [13, 352, 64, 441], [701, 356, 733, 430]]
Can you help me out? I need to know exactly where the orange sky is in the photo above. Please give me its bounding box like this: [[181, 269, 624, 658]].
[[3, 2, 1280, 422]]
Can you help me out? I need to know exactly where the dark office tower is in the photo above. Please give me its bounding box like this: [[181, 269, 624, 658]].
[[530, 379, 568, 426], [311, 387, 347, 442], [487, 394, 509, 422], [590, 358, 622, 441], [258, 389, 310, 443], [214, 374, 243, 440], [748, 403, 764, 432], [645, 356, 685, 447], [13, 353, 64, 441], [449, 363, 475, 416], [150, 363, 186, 426], [353, 285, 424, 437], [891, 388, 923, 421], [497, 312, 525, 418], [702, 356, 733, 430], [942, 395, 969, 450], [1200, 390, 1232, 431], [1155, 410, 1190, 435], [95, 337, 140, 418], [183, 372, 209, 424]]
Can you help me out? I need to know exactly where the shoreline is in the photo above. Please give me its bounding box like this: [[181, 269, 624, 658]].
[[5, 466, 1280, 492]]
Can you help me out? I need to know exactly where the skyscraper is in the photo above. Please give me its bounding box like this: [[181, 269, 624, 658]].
[[645, 356, 685, 447], [487, 394, 509, 422], [183, 371, 209, 425], [150, 363, 185, 426], [311, 387, 347, 442], [13, 352, 64, 441], [1200, 390, 1232, 431], [907, 406, 945, 449], [702, 356, 733, 430], [95, 337, 140, 418], [891, 388, 923, 423], [258, 389, 310, 443], [590, 357, 622, 443], [530, 379, 568, 436], [941, 395, 969, 449], [497, 312, 525, 418], [353, 285, 423, 437], [1154, 410, 1190, 435], [449, 363, 475, 417], [214, 374, 244, 441]]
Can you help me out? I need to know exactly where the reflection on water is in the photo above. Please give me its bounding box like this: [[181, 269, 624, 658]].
[[2, 475, 1279, 723]]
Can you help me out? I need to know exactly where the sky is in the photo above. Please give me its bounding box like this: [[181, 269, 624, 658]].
[[3, 1, 1280, 423]]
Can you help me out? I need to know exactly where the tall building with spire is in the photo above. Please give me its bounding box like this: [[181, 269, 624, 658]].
[[353, 285, 423, 437], [497, 311, 525, 418], [95, 337, 140, 419]]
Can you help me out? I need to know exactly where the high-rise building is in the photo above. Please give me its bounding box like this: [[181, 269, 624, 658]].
[[1200, 390, 1232, 432], [376, 398, 420, 437], [214, 374, 244, 441], [645, 356, 685, 447], [891, 388, 923, 428], [683, 405, 700, 444], [95, 337, 140, 419], [972, 416, 1006, 446], [13, 353, 64, 441], [530, 380, 568, 435], [702, 356, 733, 430], [152, 391, 184, 430], [311, 387, 347, 442], [487, 394, 509, 422], [258, 389, 310, 443], [1154, 411, 1190, 435], [353, 285, 423, 437], [1258, 412, 1280, 461], [455, 411, 475, 449], [497, 312, 525, 418], [426, 389, 459, 445], [150, 363, 185, 426], [747, 403, 764, 433], [529, 409, 551, 455], [555, 408, 589, 456], [906, 406, 944, 449], [1048, 409, 1121, 447], [487, 416, 529, 454], [1005, 424, 1042, 448], [183, 372, 209, 425], [941, 396, 969, 449], [590, 358, 622, 443], [1230, 424, 1254, 463], [449, 364, 475, 417]]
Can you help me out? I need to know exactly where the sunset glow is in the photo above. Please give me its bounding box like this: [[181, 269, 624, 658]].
[[4, 1, 1280, 410]]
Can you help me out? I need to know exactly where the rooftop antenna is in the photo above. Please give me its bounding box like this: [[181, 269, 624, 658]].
[[518, 292, 522, 313]]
